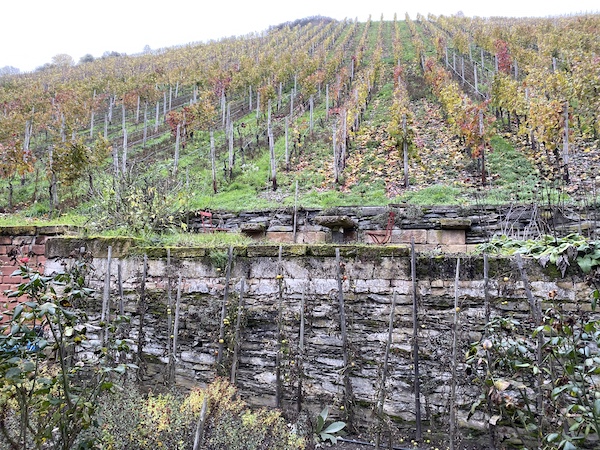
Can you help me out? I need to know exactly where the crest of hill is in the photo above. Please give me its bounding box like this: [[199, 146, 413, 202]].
[[269, 15, 337, 31]]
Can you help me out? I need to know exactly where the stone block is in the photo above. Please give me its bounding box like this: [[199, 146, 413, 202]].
[[187, 281, 209, 294], [296, 231, 330, 244], [246, 245, 281, 257], [390, 280, 412, 296], [365, 278, 391, 293], [0, 226, 37, 236], [37, 225, 78, 236], [43, 259, 65, 276], [310, 278, 338, 295], [284, 278, 310, 295], [414, 244, 440, 252], [439, 218, 472, 229], [265, 231, 294, 244], [267, 225, 293, 233], [181, 351, 215, 365], [427, 229, 466, 245], [249, 280, 278, 295], [314, 215, 357, 229], [445, 244, 468, 253], [249, 259, 280, 279], [390, 229, 427, 244], [12, 236, 35, 246], [240, 222, 266, 233]]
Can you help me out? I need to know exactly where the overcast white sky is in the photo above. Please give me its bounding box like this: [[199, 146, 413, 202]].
[[1, 0, 598, 72]]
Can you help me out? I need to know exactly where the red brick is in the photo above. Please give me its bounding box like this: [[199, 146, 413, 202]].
[[31, 244, 46, 256], [3, 276, 24, 285], [0, 236, 12, 245], [1, 265, 19, 277], [35, 236, 47, 245]]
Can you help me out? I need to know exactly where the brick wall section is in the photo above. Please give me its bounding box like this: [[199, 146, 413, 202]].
[[1, 226, 73, 320]]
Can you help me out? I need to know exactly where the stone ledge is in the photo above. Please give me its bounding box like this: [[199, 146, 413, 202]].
[[438, 218, 472, 230], [0, 225, 79, 237], [314, 215, 357, 229], [46, 236, 142, 258]]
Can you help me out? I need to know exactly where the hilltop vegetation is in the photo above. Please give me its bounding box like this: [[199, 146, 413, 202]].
[[1, 13, 599, 232]]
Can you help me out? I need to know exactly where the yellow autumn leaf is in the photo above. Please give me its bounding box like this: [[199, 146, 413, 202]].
[[494, 379, 511, 391]]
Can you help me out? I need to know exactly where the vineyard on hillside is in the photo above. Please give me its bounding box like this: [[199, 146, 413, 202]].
[[1, 13, 599, 232]]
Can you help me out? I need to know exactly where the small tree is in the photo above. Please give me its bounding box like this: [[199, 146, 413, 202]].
[[0, 257, 134, 450]]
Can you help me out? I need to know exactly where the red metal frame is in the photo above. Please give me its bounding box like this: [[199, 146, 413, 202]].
[[366, 211, 396, 244]]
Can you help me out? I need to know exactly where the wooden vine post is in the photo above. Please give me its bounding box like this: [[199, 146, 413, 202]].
[[173, 123, 180, 175], [411, 239, 422, 441], [292, 180, 299, 243], [335, 248, 353, 427], [137, 254, 148, 380], [375, 291, 397, 450], [275, 246, 284, 408], [192, 397, 208, 450], [217, 246, 234, 372], [166, 249, 175, 384], [516, 254, 543, 443], [284, 117, 290, 171], [269, 131, 277, 191], [296, 284, 306, 413], [403, 114, 409, 188], [230, 278, 246, 385], [483, 253, 497, 449], [117, 260, 124, 316], [101, 246, 112, 347], [210, 131, 217, 194], [449, 258, 460, 450], [172, 273, 182, 380]]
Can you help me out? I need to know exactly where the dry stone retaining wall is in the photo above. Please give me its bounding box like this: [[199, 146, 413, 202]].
[[41, 237, 595, 438], [188, 204, 600, 249]]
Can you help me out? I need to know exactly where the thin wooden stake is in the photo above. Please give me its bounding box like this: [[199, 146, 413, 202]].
[[230, 278, 246, 385], [449, 258, 460, 450], [137, 254, 148, 377], [117, 260, 124, 316], [172, 273, 182, 376], [336, 248, 353, 427], [411, 239, 422, 441], [192, 397, 208, 450], [403, 114, 409, 188], [297, 284, 306, 413], [166, 249, 174, 384], [483, 254, 490, 325], [101, 246, 112, 346], [173, 123, 180, 174], [483, 254, 497, 449], [217, 246, 233, 368], [276, 245, 284, 408], [516, 254, 543, 441], [210, 131, 217, 194], [284, 117, 290, 171], [293, 180, 299, 243], [376, 291, 397, 449]]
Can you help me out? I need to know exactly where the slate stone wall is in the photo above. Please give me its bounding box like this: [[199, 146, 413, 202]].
[[41, 238, 595, 438]]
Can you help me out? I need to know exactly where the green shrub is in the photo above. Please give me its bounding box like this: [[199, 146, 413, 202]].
[[88, 379, 305, 450]]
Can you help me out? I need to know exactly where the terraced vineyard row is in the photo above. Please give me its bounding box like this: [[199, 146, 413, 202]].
[[1, 14, 599, 225]]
